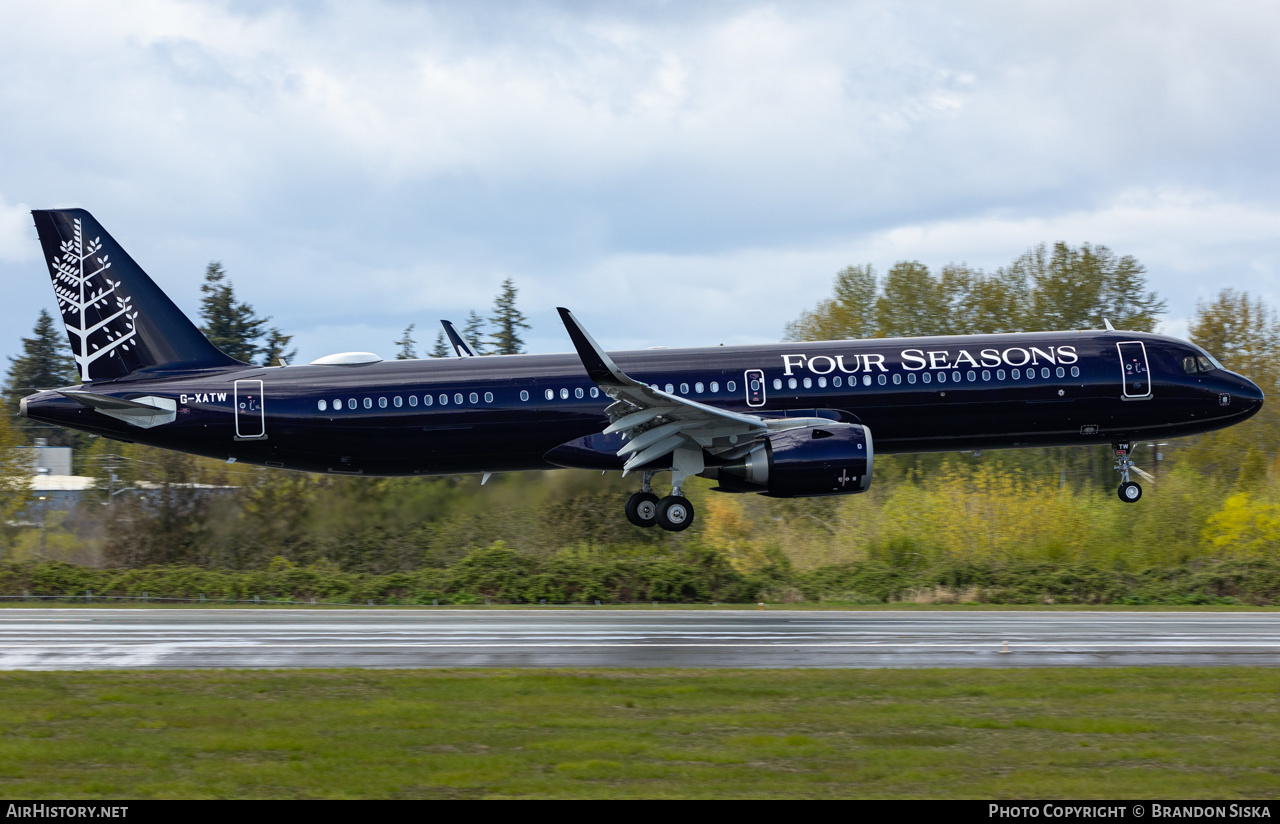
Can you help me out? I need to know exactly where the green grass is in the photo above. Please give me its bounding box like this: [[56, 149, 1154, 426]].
[[1, 668, 1279, 798]]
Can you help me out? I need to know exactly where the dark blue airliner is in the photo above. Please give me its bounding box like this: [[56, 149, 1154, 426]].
[[18, 209, 1265, 531]]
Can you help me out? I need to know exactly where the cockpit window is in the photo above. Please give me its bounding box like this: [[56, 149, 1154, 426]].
[[1182, 350, 1226, 374]]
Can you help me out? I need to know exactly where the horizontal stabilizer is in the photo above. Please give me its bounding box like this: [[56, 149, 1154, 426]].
[[59, 391, 177, 429]]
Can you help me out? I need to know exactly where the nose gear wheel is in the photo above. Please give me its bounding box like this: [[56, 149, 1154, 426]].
[[1112, 440, 1152, 504]]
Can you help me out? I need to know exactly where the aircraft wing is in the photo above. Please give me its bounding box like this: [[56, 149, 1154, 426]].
[[557, 308, 829, 473], [440, 320, 477, 357]]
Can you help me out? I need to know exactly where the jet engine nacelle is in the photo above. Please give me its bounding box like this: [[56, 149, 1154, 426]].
[[704, 422, 873, 498]]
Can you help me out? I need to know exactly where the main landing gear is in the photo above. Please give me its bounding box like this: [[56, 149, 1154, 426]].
[[1112, 440, 1153, 504], [625, 469, 697, 532]]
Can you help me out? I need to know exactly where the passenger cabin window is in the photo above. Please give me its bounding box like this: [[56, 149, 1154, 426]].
[[710, 381, 719, 392], [409, 395, 418, 407], [695, 382, 704, 393], [575, 387, 584, 399], [469, 392, 479, 404], [906, 374, 915, 384], [559, 388, 569, 400], [680, 383, 689, 394], [318, 399, 327, 411], [394, 396, 403, 407], [726, 381, 736, 392], [423, 395, 432, 406], [833, 376, 842, 387], [545, 389, 554, 400], [521, 390, 529, 401], [455, 393, 464, 405], [590, 388, 599, 398], [773, 378, 782, 390], [485, 392, 494, 403], [1071, 367, 1080, 377], [439, 394, 448, 405], [379, 397, 388, 408]]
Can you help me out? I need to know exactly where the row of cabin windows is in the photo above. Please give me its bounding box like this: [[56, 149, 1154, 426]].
[[314, 367, 1085, 413], [771, 365, 1080, 391], [535, 381, 740, 401], [318, 392, 495, 411], [662, 380, 736, 395], [542, 387, 602, 401]]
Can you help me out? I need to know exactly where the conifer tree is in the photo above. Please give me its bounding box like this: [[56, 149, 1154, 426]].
[[2, 309, 79, 445], [487, 279, 530, 355], [462, 310, 489, 355], [429, 331, 451, 358], [261, 328, 297, 366], [395, 324, 418, 360], [199, 262, 268, 363], [2, 309, 76, 403]]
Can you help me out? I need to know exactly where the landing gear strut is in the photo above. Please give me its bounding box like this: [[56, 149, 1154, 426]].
[[624, 450, 701, 532], [1113, 440, 1142, 503]]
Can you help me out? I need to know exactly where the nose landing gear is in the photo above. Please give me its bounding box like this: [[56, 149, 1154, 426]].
[[1112, 440, 1154, 503]]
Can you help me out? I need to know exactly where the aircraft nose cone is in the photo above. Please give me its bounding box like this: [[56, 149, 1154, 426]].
[[1239, 376, 1265, 404]]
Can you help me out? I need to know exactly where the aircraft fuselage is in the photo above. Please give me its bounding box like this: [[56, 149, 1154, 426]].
[[21, 329, 1264, 476]]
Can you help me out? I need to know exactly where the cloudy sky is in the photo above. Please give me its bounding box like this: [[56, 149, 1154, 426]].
[[2, 1, 1278, 366]]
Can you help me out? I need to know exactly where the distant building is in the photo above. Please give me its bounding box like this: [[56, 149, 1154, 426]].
[[8, 440, 238, 522], [19, 438, 74, 478]]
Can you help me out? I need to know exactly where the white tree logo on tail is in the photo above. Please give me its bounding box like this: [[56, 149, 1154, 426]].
[[49, 218, 138, 382]]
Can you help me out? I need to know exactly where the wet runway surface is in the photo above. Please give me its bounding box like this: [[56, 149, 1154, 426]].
[[2, 609, 1280, 670]]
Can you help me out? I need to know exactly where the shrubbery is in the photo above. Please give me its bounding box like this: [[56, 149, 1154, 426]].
[[4, 547, 1280, 605]]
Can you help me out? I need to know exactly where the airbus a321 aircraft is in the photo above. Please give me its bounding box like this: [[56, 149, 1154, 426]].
[[18, 209, 1265, 531]]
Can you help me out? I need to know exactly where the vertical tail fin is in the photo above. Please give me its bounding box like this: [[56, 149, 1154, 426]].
[[32, 209, 241, 383]]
